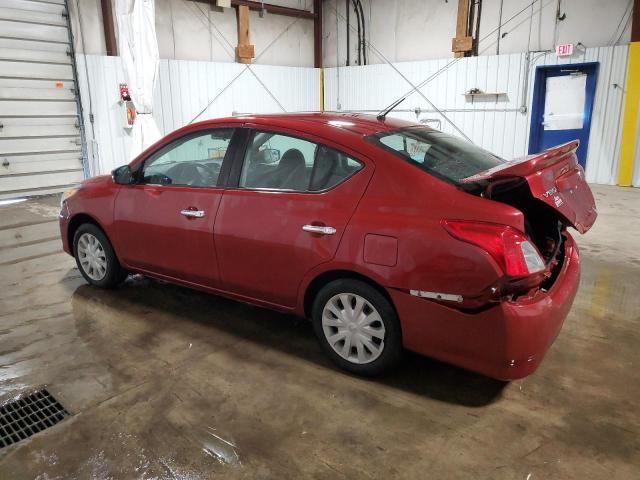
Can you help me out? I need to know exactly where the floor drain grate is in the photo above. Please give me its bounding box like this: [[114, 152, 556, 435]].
[[0, 389, 69, 449]]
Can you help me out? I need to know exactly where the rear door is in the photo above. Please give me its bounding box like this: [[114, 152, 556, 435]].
[[214, 127, 372, 307], [113, 127, 238, 287]]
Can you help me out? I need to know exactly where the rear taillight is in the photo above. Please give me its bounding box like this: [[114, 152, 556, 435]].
[[442, 220, 546, 278]]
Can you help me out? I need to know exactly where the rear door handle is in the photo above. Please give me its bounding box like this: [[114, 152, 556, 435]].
[[180, 209, 205, 218], [302, 224, 336, 235]]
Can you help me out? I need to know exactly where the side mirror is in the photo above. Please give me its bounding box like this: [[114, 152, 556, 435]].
[[112, 165, 134, 185]]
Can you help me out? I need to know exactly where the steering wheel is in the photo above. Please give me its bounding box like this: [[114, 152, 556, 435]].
[[191, 163, 210, 185], [166, 163, 208, 186]]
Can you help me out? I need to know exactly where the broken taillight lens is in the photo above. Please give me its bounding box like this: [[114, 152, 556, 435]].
[[442, 220, 546, 278]]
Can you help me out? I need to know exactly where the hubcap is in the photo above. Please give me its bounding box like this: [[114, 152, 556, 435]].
[[77, 233, 107, 281], [322, 293, 386, 364]]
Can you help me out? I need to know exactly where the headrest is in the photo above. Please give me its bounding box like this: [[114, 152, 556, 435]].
[[312, 148, 339, 189], [278, 149, 305, 169]]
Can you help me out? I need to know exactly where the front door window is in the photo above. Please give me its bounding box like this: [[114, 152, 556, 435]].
[[140, 128, 235, 187]]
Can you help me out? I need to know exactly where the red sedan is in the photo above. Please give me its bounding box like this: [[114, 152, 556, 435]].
[[59, 113, 596, 379]]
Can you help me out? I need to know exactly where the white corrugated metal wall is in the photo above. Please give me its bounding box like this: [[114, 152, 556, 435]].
[[0, 0, 84, 200], [76, 47, 629, 184], [324, 46, 629, 185], [75, 55, 321, 176]]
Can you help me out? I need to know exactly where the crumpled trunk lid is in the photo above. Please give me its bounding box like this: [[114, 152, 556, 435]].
[[463, 141, 597, 233]]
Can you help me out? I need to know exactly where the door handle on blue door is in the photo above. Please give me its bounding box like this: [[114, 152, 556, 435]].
[[180, 209, 205, 218], [302, 224, 336, 235]]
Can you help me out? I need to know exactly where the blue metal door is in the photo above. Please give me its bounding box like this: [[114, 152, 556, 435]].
[[528, 62, 598, 168]]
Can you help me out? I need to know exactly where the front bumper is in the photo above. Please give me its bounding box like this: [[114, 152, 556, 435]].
[[390, 233, 581, 380], [59, 202, 72, 256]]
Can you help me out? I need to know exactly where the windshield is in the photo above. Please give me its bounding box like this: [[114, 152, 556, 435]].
[[369, 127, 506, 184]]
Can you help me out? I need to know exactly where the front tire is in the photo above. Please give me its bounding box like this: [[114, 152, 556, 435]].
[[73, 223, 126, 288], [312, 279, 403, 376]]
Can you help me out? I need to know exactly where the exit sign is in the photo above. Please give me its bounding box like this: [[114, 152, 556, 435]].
[[556, 43, 574, 56]]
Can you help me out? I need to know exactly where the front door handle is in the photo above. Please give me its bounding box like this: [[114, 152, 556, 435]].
[[302, 224, 336, 235], [180, 209, 205, 218]]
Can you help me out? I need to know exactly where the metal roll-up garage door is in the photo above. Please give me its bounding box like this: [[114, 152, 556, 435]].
[[0, 0, 84, 200]]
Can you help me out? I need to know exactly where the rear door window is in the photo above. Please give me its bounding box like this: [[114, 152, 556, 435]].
[[310, 145, 363, 191], [238, 131, 363, 192], [240, 132, 316, 190]]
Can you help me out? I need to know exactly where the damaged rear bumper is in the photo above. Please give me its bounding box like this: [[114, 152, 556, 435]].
[[390, 233, 581, 380]]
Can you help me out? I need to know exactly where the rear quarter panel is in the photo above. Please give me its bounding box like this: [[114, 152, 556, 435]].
[[300, 149, 529, 304]]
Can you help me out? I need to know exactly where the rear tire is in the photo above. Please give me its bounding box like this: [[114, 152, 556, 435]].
[[73, 223, 126, 288], [312, 279, 403, 376]]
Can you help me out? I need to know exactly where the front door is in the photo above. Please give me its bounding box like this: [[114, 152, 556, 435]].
[[113, 128, 237, 287], [528, 62, 598, 168], [214, 128, 372, 307]]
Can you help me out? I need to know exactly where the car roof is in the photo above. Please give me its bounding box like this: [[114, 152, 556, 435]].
[[190, 112, 420, 137]]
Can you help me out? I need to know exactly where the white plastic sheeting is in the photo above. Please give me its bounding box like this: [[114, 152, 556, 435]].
[[324, 46, 629, 185], [116, 0, 161, 159], [75, 55, 320, 175]]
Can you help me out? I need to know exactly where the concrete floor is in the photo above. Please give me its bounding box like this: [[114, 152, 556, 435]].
[[0, 185, 638, 479]]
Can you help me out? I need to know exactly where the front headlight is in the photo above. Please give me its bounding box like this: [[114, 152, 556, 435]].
[[60, 188, 78, 209]]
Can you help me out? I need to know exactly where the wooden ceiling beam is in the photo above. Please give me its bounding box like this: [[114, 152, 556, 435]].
[[452, 0, 472, 58], [236, 4, 255, 64]]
